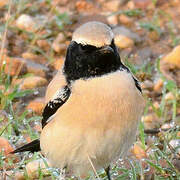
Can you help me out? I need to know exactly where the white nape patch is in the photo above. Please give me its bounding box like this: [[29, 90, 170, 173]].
[[72, 21, 114, 48]]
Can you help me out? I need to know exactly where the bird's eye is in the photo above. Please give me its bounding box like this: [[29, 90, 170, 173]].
[[79, 44, 97, 52], [80, 45, 88, 51]]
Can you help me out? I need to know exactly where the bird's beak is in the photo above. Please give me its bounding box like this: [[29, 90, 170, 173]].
[[99, 46, 114, 54]]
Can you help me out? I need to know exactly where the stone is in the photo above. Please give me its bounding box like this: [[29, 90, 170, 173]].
[[0, 1, 7, 7], [25, 159, 51, 179], [21, 52, 34, 60], [0, 137, 14, 155], [148, 31, 160, 41], [177, 132, 180, 137], [169, 139, 180, 152], [52, 32, 67, 53], [172, 159, 180, 172], [52, 43, 67, 54], [165, 92, 175, 101], [142, 113, 162, 130], [113, 26, 142, 43], [6, 57, 49, 78], [37, 39, 51, 51], [114, 34, 134, 49], [11, 36, 26, 55], [160, 46, 180, 85], [142, 89, 150, 97], [103, 0, 121, 12], [52, 0, 69, 6], [133, 0, 153, 9], [54, 33, 66, 43], [153, 101, 160, 109], [119, 14, 133, 25], [26, 98, 45, 115], [141, 80, 154, 90], [153, 78, 163, 92], [132, 142, 147, 159], [75, 0, 95, 13], [0, 57, 26, 76], [22, 52, 47, 64], [16, 14, 37, 32], [50, 57, 65, 70], [162, 45, 180, 68], [21, 58, 49, 77], [134, 47, 153, 64], [161, 123, 173, 130], [106, 15, 118, 26], [17, 76, 48, 90], [14, 171, 25, 180], [127, 1, 135, 9]]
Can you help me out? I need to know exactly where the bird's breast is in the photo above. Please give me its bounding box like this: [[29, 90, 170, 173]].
[[40, 70, 144, 174], [56, 70, 144, 129]]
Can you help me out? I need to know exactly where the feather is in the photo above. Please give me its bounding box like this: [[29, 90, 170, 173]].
[[12, 85, 71, 154], [11, 139, 40, 153], [42, 85, 71, 128]]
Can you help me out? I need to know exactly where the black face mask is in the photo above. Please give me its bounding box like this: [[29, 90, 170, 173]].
[[63, 40, 125, 82]]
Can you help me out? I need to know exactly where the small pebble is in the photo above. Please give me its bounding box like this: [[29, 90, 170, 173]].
[[132, 142, 147, 159], [161, 123, 172, 130], [114, 34, 134, 49], [25, 159, 51, 179], [162, 45, 180, 68], [141, 80, 154, 90], [19, 76, 48, 90], [0, 137, 14, 155], [107, 15, 118, 26], [113, 26, 142, 43], [50, 57, 65, 70], [14, 171, 25, 180], [103, 0, 121, 11], [1, 57, 26, 76], [142, 113, 162, 130], [26, 98, 45, 115], [165, 92, 175, 101], [153, 78, 163, 92], [169, 139, 180, 150], [119, 14, 133, 25], [148, 31, 160, 41], [16, 14, 36, 32]]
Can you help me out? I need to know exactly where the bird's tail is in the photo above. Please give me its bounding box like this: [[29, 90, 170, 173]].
[[11, 139, 40, 153]]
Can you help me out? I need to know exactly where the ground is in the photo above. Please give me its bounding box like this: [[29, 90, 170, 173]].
[[0, 0, 180, 179]]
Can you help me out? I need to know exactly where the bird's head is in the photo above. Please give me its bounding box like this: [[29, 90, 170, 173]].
[[63, 21, 123, 82]]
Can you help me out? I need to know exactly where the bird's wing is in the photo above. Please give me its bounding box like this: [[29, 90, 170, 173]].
[[42, 85, 71, 128], [132, 76, 142, 93], [11, 139, 40, 153], [119, 64, 142, 94], [45, 70, 67, 103], [11, 85, 71, 154]]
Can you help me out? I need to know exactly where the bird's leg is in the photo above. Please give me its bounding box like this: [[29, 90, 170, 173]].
[[59, 167, 66, 180], [105, 166, 111, 180]]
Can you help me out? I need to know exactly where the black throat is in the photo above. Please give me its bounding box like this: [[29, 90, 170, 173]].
[[63, 40, 126, 83]]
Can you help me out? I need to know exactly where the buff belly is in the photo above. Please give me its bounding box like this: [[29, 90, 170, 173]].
[[40, 71, 144, 177]]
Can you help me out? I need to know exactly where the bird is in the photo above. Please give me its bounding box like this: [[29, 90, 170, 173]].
[[12, 21, 144, 179]]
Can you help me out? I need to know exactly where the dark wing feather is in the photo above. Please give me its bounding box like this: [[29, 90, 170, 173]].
[[11, 139, 40, 153], [132, 77, 142, 93], [12, 85, 71, 154], [119, 64, 142, 93], [42, 85, 71, 128]]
